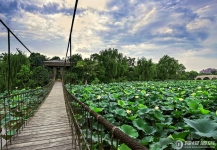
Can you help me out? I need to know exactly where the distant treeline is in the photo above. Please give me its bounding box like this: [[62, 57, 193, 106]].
[[0, 48, 201, 92], [64, 48, 199, 84], [0, 50, 53, 93]]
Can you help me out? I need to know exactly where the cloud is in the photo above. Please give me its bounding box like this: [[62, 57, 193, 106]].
[[0, 0, 217, 72]]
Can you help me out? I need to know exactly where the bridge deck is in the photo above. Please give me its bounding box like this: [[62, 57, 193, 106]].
[[3, 81, 76, 150]]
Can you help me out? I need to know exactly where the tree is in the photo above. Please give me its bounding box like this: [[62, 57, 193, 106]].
[[50, 56, 60, 60], [156, 55, 185, 80], [29, 52, 48, 69], [65, 54, 83, 84], [96, 48, 129, 82], [17, 65, 32, 88], [135, 57, 156, 81], [30, 66, 51, 87], [75, 58, 98, 84], [185, 70, 198, 80], [211, 70, 217, 75], [176, 64, 186, 79], [0, 51, 30, 92]]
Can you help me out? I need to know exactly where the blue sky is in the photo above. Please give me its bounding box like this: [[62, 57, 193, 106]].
[[0, 0, 217, 71]]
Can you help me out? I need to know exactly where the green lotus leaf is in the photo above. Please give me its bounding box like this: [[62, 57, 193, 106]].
[[184, 118, 217, 139], [118, 100, 126, 108], [120, 124, 138, 138], [172, 110, 182, 118], [126, 114, 138, 121], [132, 118, 147, 131], [90, 106, 104, 113], [150, 138, 173, 150], [170, 132, 189, 140], [141, 90, 146, 94], [132, 118, 156, 135], [118, 143, 131, 150], [140, 136, 154, 146], [137, 108, 151, 115], [137, 104, 147, 109], [199, 108, 210, 115], [153, 110, 165, 121], [188, 101, 201, 110], [115, 109, 127, 116], [1, 114, 19, 125]]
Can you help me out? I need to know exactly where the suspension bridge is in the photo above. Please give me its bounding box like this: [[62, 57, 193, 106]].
[[0, 0, 148, 150]]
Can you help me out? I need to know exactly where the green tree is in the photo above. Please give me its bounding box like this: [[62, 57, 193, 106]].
[[135, 58, 156, 81], [64, 54, 83, 84], [157, 55, 185, 80], [96, 48, 129, 82], [29, 52, 47, 69], [75, 58, 98, 84], [30, 66, 51, 87], [176, 64, 186, 79], [185, 70, 199, 80], [211, 70, 217, 75], [17, 65, 32, 88], [0, 51, 30, 92], [50, 56, 60, 60]]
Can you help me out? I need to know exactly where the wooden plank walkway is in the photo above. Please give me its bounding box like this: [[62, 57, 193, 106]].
[[3, 81, 77, 150]]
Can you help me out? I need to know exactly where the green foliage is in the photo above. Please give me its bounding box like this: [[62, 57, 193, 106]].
[[118, 143, 131, 150], [0, 51, 52, 92], [184, 70, 199, 80], [0, 83, 52, 142], [29, 52, 47, 69], [135, 57, 156, 81], [0, 51, 30, 92], [184, 118, 217, 139], [67, 80, 217, 149], [30, 66, 51, 87], [157, 55, 185, 80], [17, 65, 32, 88], [64, 49, 198, 84], [120, 125, 139, 138], [49, 56, 60, 60]]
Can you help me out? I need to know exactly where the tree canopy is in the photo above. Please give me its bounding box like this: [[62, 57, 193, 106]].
[[0, 48, 201, 92]]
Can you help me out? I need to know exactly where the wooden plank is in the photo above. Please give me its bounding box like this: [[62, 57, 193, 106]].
[[3, 81, 78, 150], [11, 132, 72, 144]]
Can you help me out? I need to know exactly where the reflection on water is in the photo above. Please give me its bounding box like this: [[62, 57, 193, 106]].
[[0, 128, 7, 148]]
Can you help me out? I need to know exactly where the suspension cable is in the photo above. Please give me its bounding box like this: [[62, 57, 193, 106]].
[[65, 0, 79, 62]]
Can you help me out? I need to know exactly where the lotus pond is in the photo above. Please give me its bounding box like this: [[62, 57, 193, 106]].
[[67, 80, 217, 150]]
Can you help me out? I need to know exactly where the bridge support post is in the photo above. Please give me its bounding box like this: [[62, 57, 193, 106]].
[[53, 67, 57, 80]]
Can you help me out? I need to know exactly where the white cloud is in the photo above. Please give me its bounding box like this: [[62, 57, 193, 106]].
[[186, 18, 212, 30], [11, 10, 72, 42], [78, 0, 108, 11], [132, 7, 158, 33], [154, 26, 173, 34], [1, 0, 217, 71], [195, 3, 217, 16], [74, 10, 110, 32], [0, 32, 7, 37]]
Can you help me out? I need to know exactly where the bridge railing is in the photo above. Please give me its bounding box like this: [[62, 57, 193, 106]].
[[0, 19, 54, 94], [0, 19, 56, 149], [0, 78, 55, 150], [63, 85, 148, 150]]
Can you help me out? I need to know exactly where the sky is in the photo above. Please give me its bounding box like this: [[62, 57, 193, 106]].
[[0, 0, 217, 72]]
